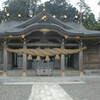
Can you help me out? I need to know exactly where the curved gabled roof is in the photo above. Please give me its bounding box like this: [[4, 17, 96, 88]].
[[0, 23, 83, 36], [0, 10, 100, 37]]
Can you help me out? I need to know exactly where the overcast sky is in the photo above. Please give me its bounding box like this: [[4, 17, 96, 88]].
[[0, 0, 100, 20]]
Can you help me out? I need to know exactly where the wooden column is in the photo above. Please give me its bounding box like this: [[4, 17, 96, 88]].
[[22, 39, 27, 76], [61, 39, 66, 76], [54, 59, 60, 69], [3, 41, 8, 76], [28, 60, 32, 69], [98, 44, 100, 69], [79, 41, 84, 75]]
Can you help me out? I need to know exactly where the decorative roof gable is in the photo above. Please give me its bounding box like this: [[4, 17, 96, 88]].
[[16, 10, 72, 29]]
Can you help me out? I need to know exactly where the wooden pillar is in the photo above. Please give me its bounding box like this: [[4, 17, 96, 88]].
[[22, 39, 27, 76], [28, 60, 32, 69], [61, 39, 66, 76], [99, 44, 100, 65], [66, 56, 68, 68], [3, 41, 8, 76], [79, 41, 84, 75], [12, 53, 14, 68], [54, 59, 60, 69]]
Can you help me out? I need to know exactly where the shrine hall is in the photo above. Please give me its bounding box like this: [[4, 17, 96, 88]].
[[0, 9, 100, 76]]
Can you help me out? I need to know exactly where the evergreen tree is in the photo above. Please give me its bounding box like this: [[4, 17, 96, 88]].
[[93, 24, 100, 30], [0, 11, 3, 23], [77, 0, 97, 29], [98, 1, 100, 5], [38, 0, 78, 19], [3, 0, 41, 18]]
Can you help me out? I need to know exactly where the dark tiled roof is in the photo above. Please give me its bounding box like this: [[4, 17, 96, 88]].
[[0, 10, 100, 37]]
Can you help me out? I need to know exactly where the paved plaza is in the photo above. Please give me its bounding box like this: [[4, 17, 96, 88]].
[[0, 75, 100, 100], [28, 84, 73, 100]]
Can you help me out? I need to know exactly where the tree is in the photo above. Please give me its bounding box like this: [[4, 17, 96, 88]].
[[3, 0, 15, 5], [77, 0, 97, 30], [77, 0, 91, 17], [83, 13, 97, 30], [98, 1, 100, 5], [3, 0, 26, 17], [0, 11, 3, 23], [3, 0, 41, 18], [38, 0, 78, 19], [93, 24, 100, 30], [27, 0, 41, 16]]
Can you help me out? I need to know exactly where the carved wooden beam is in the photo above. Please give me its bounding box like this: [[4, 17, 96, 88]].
[[8, 43, 79, 47]]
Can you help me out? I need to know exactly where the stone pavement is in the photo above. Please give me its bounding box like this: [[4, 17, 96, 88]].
[[0, 76, 85, 100], [0, 76, 85, 84], [28, 84, 73, 100], [1, 75, 100, 100]]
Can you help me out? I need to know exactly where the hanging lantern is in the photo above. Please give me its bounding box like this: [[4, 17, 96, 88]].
[[65, 35, 68, 39], [45, 56, 50, 62], [28, 55, 32, 60], [9, 35, 13, 38], [55, 55, 60, 60], [43, 8, 46, 11], [76, 36, 80, 39], [18, 14, 21, 18], [36, 56, 41, 61], [21, 35, 25, 38]]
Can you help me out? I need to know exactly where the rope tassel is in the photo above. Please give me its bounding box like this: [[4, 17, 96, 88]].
[[45, 56, 50, 62], [36, 56, 41, 61], [55, 55, 60, 60], [28, 55, 32, 60]]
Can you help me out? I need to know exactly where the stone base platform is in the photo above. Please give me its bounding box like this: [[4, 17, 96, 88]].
[[0, 69, 80, 76]]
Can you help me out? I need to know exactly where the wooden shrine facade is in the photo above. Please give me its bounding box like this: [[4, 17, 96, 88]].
[[0, 10, 100, 76]]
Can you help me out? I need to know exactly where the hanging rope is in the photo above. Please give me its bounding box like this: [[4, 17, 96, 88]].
[[6, 46, 87, 57], [55, 55, 60, 60], [28, 55, 32, 60], [36, 56, 41, 61], [45, 56, 50, 62]]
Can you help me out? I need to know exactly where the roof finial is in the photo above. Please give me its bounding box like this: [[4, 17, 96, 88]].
[[43, 3, 46, 11], [43, 4, 45, 7]]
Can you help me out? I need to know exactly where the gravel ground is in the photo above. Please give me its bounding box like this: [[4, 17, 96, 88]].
[[61, 77, 100, 100], [0, 85, 32, 100]]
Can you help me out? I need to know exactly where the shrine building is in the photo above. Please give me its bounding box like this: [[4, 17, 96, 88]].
[[0, 9, 100, 76]]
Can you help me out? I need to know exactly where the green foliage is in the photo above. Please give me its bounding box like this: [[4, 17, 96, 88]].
[[77, 0, 98, 30], [98, 1, 100, 5], [65, 6, 78, 19], [0, 11, 3, 23], [4, 0, 26, 17], [3, 0, 41, 18], [93, 24, 100, 30], [83, 13, 97, 30], [38, 0, 78, 19], [77, 0, 91, 16]]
